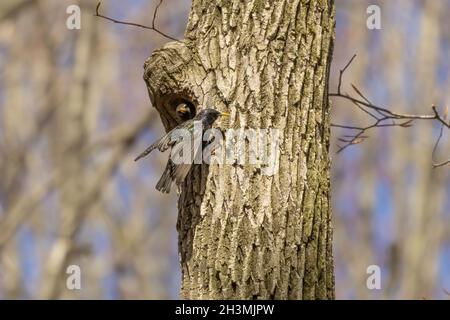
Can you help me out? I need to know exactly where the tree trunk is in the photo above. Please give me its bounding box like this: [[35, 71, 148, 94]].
[[144, 0, 335, 299]]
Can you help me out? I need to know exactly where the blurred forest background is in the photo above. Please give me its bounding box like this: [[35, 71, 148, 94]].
[[0, 0, 448, 299]]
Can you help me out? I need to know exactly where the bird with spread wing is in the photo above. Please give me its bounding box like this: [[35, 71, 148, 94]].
[[135, 108, 229, 193]]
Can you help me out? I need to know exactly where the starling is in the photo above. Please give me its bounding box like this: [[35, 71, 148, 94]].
[[135, 108, 229, 193], [175, 102, 194, 122]]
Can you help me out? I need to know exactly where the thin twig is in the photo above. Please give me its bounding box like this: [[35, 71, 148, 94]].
[[332, 118, 413, 153], [349, 95, 380, 120], [433, 159, 450, 168], [330, 54, 449, 163], [330, 93, 440, 123], [432, 105, 449, 129], [337, 54, 356, 95], [94, 1, 179, 42], [431, 105, 449, 168], [432, 116, 445, 162], [152, 0, 163, 29]]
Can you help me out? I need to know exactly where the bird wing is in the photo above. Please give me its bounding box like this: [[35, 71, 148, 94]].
[[134, 120, 196, 162], [155, 160, 193, 194], [172, 122, 203, 186], [134, 130, 178, 162], [167, 122, 201, 186], [155, 120, 201, 192], [155, 160, 175, 193]]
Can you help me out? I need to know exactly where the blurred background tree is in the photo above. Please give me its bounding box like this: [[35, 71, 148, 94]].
[[0, 0, 448, 299]]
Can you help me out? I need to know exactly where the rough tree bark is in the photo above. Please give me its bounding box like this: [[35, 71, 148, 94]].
[[144, 0, 335, 299]]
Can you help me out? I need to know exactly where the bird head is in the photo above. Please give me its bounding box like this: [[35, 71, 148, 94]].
[[176, 103, 194, 122], [196, 108, 229, 125]]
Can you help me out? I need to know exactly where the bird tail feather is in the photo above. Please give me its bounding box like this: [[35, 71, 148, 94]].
[[156, 162, 173, 193]]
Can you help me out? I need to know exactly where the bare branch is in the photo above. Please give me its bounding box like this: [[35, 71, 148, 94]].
[[433, 159, 450, 168], [431, 105, 449, 129], [332, 118, 413, 153], [348, 93, 380, 120], [152, 0, 163, 29], [329, 92, 440, 122], [351, 83, 373, 106], [432, 111, 446, 168], [337, 54, 356, 95], [94, 1, 179, 42], [330, 55, 449, 165]]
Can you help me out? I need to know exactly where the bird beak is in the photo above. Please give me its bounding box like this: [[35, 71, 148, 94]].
[[220, 112, 230, 117]]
